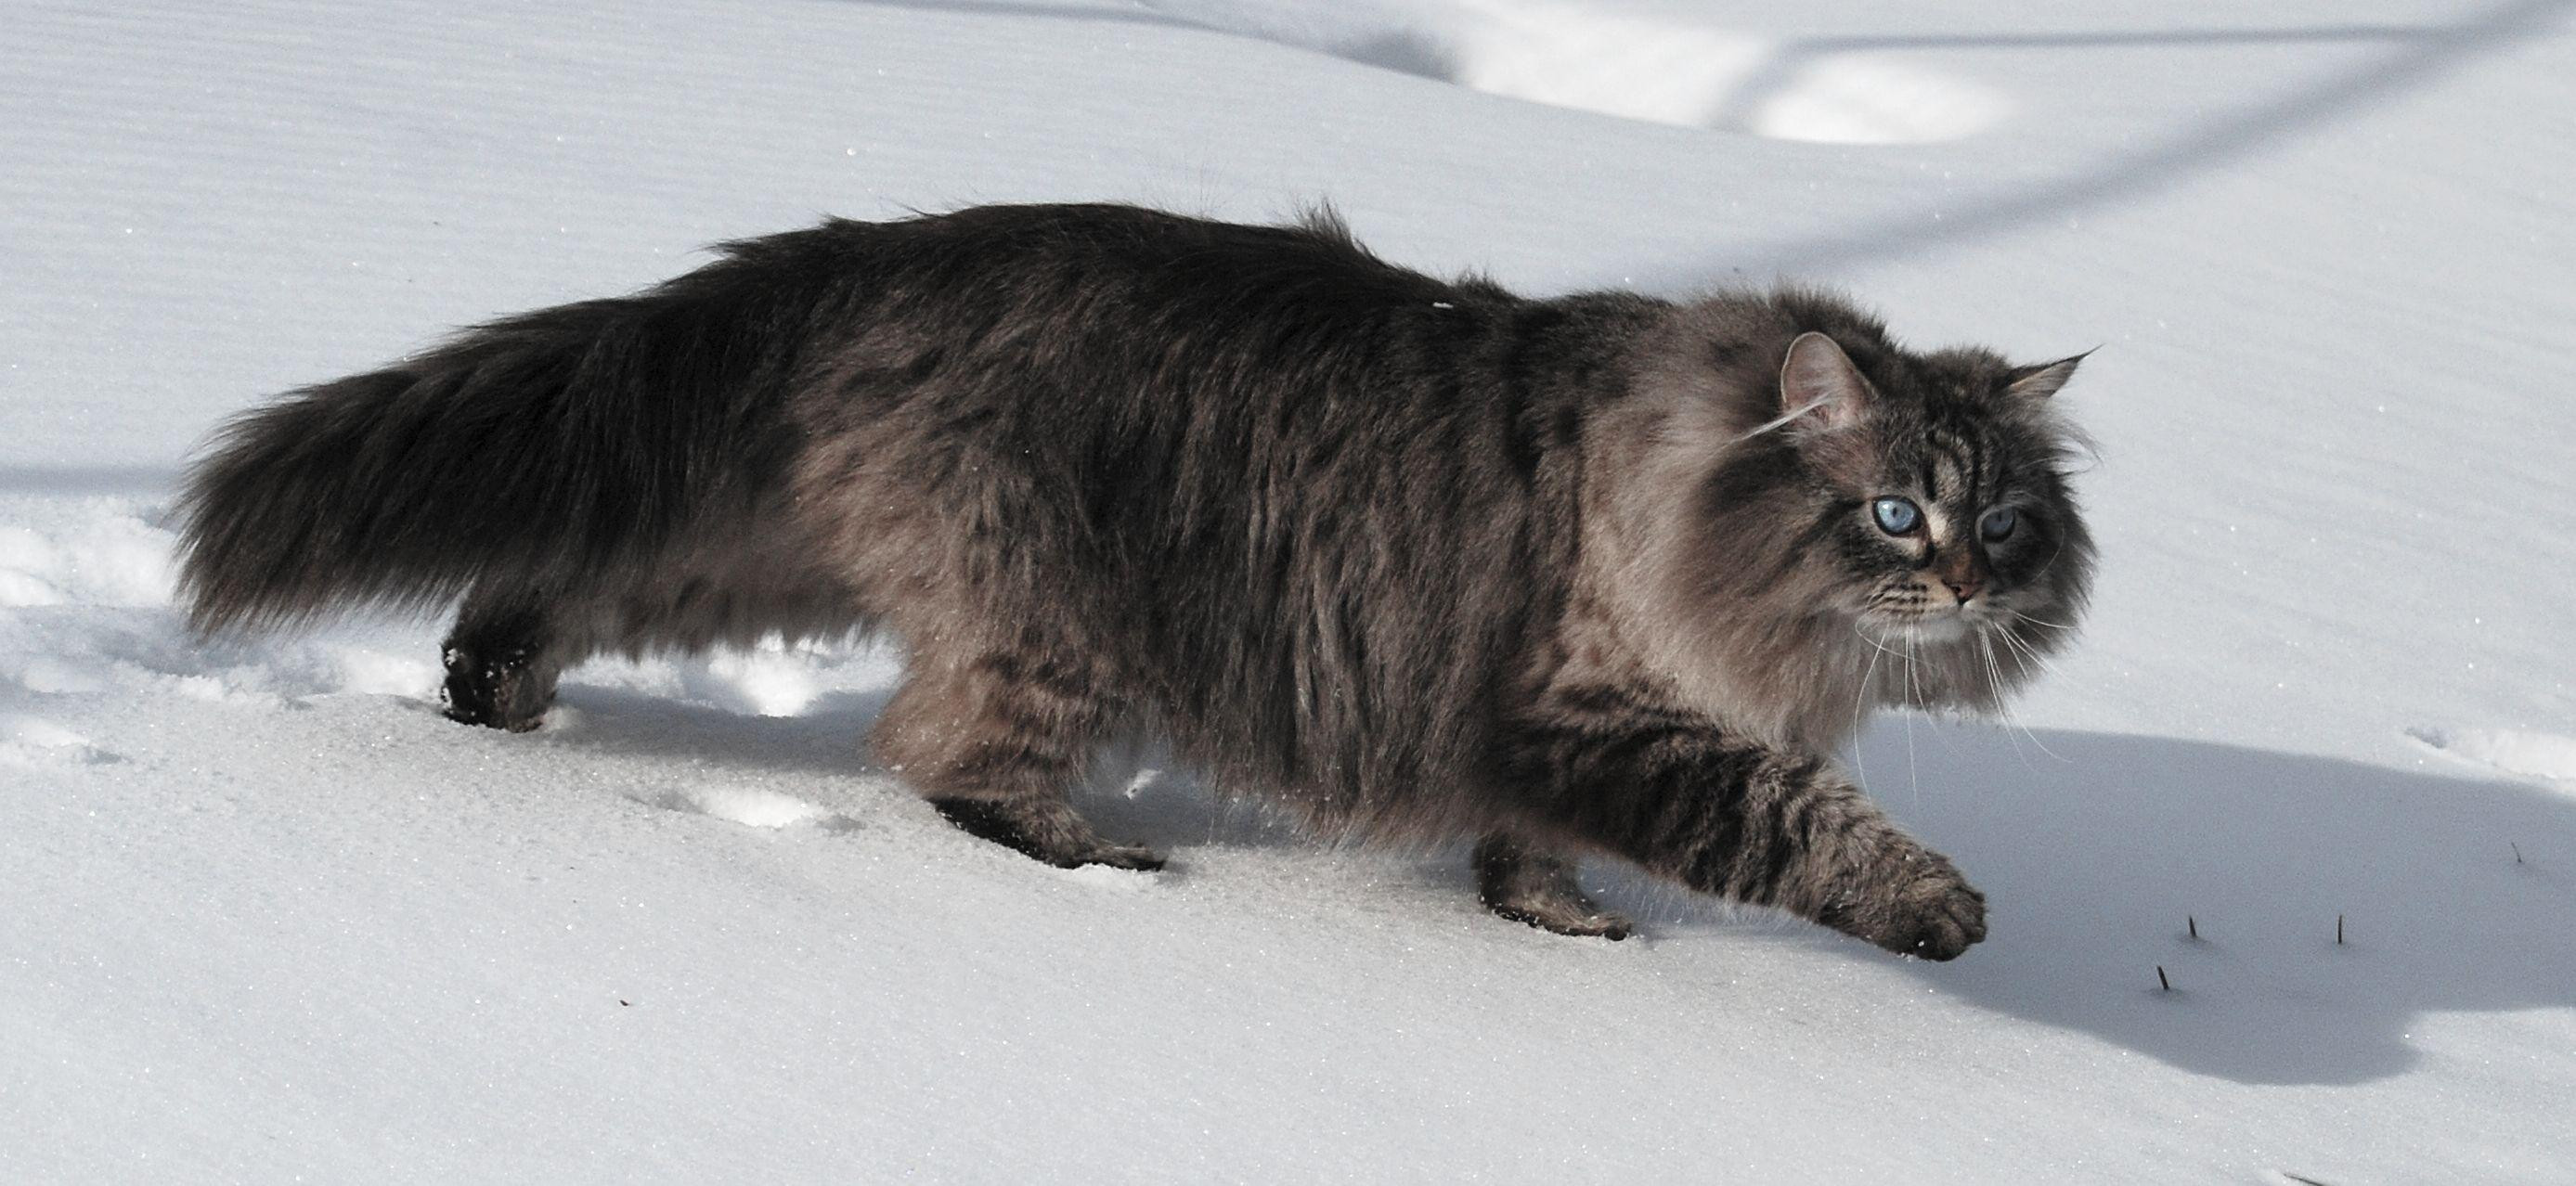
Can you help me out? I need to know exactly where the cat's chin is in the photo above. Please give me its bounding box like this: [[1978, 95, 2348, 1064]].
[[1858, 612, 1976, 646]]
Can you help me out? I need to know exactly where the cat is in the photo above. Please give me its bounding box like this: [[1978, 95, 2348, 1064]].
[[177, 202, 2093, 959]]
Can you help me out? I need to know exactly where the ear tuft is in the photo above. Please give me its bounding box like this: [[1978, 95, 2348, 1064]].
[[2004, 350, 2091, 400], [1778, 331, 1873, 432]]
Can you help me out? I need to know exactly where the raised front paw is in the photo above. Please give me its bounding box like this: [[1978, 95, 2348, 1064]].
[[1818, 854, 1987, 961]]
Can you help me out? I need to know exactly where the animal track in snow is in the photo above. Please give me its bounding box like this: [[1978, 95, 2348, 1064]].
[[637, 783, 861, 831], [2408, 726, 2576, 786], [0, 713, 120, 767], [1151, 0, 2010, 144]]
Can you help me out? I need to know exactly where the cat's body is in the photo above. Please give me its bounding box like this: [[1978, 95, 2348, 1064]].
[[179, 203, 2093, 957]]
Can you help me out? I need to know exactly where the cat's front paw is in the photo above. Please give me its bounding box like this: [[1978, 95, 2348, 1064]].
[[1818, 854, 1987, 961]]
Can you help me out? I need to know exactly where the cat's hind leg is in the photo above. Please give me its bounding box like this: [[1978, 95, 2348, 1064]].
[[1474, 831, 1633, 940], [440, 591, 567, 732], [873, 645, 1161, 871]]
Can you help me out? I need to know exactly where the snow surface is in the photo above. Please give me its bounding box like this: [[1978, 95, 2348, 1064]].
[[6, 0, 2576, 1180]]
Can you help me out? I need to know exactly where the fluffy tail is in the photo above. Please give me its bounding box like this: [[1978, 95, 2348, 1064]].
[[176, 246, 819, 635]]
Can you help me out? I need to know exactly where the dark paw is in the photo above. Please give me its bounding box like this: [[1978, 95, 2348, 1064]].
[[932, 797, 1166, 872], [1474, 835, 1631, 940], [1489, 897, 1635, 941], [440, 654, 550, 731], [441, 699, 546, 732], [1821, 860, 1987, 961], [1064, 843, 1167, 872], [440, 642, 554, 732]]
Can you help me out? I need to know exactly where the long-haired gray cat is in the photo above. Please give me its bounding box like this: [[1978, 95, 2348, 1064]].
[[179, 203, 2092, 959]]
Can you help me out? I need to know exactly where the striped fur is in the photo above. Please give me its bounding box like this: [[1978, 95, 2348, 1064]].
[[176, 203, 2092, 958]]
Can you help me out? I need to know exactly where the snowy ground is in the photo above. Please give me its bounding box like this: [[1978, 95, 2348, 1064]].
[[6, 0, 2575, 1180]]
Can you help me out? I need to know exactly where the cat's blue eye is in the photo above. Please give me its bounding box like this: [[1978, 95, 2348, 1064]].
[[1871, 496, 1921, 535], [1980, 507, 2019, 541]]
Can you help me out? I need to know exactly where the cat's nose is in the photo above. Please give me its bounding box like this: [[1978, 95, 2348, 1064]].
[[1943, 576, 1983, 604]]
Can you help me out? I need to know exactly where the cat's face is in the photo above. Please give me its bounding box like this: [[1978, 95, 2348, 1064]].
[[1757, 330, 2095, 707], [1783, 336, 2093, 652], [1595, 312, 2095, 746]]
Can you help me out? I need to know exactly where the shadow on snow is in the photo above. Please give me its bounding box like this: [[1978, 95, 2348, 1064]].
[[535, 671, 2575, 1088]]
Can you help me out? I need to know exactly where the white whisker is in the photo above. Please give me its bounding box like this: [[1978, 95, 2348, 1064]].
[[1848, 622, 1884, 796], [1980, 628, 2066, 764], [1993, 622, 2053, 678], [1902, 632, 1922, 806], [1734, 396, 1830, 443], [1977, 633, 2030, 768], [1850, 620, 1906, 661]]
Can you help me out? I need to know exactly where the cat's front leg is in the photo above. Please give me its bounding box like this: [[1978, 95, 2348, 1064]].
[[1503, 720, 1986, 960]]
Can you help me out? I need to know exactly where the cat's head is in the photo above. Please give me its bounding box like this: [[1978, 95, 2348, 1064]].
[[1594, 293, 2095, 747], [1756, 327, 2094, 652]]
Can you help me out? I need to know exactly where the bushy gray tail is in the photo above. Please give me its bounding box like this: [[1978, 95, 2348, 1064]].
[[175, 242, 823, 635]]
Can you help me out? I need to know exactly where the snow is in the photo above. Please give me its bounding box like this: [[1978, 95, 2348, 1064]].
[[6, 0, 2574, 1180], [2414, 726, 2576, 785], [1155, 0, 2015, 142]]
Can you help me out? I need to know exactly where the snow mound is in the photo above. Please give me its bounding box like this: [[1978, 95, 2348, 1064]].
[[1150, 0, 2010, 143], [0, 507, 175, 608], [2410, 726, 2576, 785]]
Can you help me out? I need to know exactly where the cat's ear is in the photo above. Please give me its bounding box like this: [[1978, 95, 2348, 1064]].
[[2002, 350, 2091, 400], [1778, 331, 1873, 432]]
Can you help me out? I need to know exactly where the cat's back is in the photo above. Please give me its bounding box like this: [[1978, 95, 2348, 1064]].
[[797, 202, 1467, 344], [786, 201, 1531, 512]]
